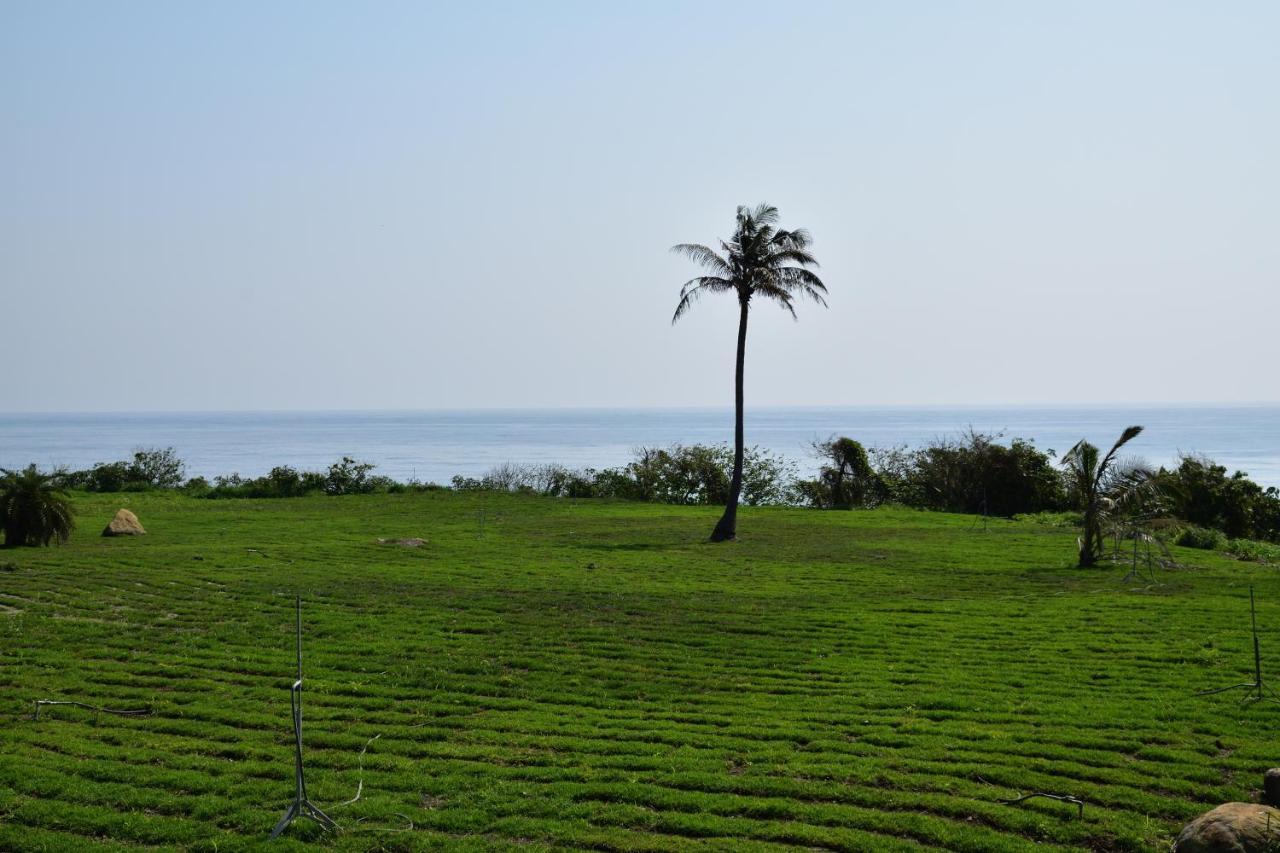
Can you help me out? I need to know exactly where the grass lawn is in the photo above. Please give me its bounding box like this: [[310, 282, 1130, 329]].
[[1, 491, 1278, 851]]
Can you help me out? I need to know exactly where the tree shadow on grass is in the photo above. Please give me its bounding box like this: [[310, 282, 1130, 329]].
[[574, 542, 671, 552]]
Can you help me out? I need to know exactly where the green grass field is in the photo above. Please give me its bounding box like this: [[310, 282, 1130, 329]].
[[1, 492, 1277, 851]]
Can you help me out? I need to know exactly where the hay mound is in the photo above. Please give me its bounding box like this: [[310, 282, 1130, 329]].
[[102, 509, 146, 537]]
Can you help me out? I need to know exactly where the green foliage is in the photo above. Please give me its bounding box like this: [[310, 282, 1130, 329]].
[[181, 476, 211, 496], [1173, 525, 1280, 563], [68, 461, 132, 493], [1155, 455, 1280, 542], [452, 445, 795, 506], [628, 445, 732, 505], [1, 490, 1275, 852], [193, 459, 393, 499], [1175, 525, 1228, 550], [200, 467, 322, 498], [1222, 537, 1280, 563], [796, 436, 887, 509], [125, 447, 186, 489], [59, 447, 185, 492], [619, 444, 792, 506], [869, 431, 1066, 517], [323, 456, 377, 495], [0, 464, 75, 547], [451, 462, 594, 497]]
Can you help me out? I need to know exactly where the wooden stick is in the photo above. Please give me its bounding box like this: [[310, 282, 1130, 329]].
[[997, 791, 1085, 819]]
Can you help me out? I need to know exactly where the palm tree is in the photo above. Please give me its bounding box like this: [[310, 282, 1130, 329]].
[[0, 465, 75, 547], [1060, 426, 1151, 567], [672, 203, 828, 541]]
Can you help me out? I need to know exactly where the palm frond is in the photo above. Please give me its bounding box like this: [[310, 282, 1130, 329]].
[[671, 277, 732, 323], [1059, 439, 1098, 493], [752, 283, 798, 319], [775, 267, 829, 304], [748, 203, 779, 227], [670, 243, 731, 276], [771, 228, 812, 250], [770, 247, 820, 268], [1095, 425, 1145, 491], [1113, 425, 1144, 453]]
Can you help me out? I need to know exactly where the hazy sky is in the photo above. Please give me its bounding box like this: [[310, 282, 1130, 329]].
[[3, 1, 1276, 412]]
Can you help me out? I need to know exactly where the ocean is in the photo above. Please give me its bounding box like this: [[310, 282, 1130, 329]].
[[0, 405, 1277, 488]]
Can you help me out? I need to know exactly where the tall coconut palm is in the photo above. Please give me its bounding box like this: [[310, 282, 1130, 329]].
[[672, 203, 828, 541], [1060, 426, 1151, 567], [0, 465, 75, 547]]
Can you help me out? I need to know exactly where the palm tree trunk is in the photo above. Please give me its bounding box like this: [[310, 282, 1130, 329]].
[[4, 519, 23, 548], [710, 299, 749, 542], [1078, 502, 1099, 567]]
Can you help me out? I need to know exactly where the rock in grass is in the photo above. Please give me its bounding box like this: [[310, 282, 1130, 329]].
[[102, 509, 146, 537], [1173, 802, 1280, 852], [377, 537, 426, 547]]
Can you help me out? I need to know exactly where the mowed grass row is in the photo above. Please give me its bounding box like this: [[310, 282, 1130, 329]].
[[1, 492, 1277, 851]]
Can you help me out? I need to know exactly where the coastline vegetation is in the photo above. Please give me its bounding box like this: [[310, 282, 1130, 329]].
[[9, 434, 1279, 564]]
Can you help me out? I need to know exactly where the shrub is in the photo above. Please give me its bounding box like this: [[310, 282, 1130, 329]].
[[325, 457, 377, 496], [195, 460, 382, 499], [127, 447, 186, 489], [1, 465, 75, 547], [1175, 526, 1227, 550], [606, 444, 793, 506], [66, 461, 132, 493], [1173, 525, 1280, 563], [452, 445, 795, 506], [870, 431, 1066, 517], [1224, 538, 1280, 563], [59, 447, 186, 492], [365, 475, 398, 493], [796, 437, 887, 509], [182, 477, 211, 497], [263, 466, 326, 498], [1155, 455, 1280, 542], [626, 445, 731, 505]]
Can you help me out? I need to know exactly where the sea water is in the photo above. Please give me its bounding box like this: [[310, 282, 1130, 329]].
[[1, 405, 1277, 487]]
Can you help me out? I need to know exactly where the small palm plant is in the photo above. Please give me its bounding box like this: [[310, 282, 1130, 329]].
[[0, 465, 76, 547], [1060, 426, 1152, 567], [672, 203, 828, 541]]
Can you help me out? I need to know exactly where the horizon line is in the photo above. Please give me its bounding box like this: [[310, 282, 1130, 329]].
[[2, 400, 1278, 418]]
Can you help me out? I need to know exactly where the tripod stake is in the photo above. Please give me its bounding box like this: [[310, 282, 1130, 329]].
[[1196, 587, 1278, 705], [269, 596, 340, 839]]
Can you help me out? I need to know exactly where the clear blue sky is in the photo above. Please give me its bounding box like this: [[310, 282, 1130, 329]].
[[3, 1, 1276, 411]]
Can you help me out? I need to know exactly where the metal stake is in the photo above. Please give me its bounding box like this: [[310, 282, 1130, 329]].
[[269, 596, 339, 839], [1196, 587, 1278, 705]]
